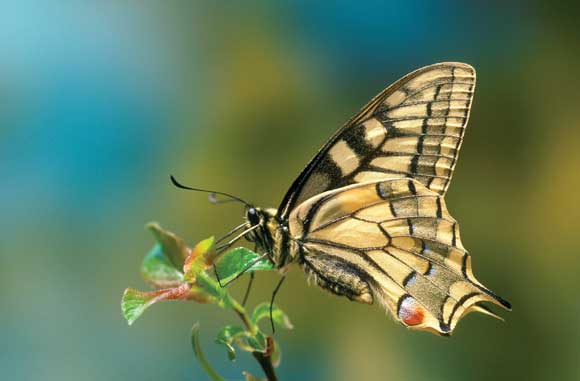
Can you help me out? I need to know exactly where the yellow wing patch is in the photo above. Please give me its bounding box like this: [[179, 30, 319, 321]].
[[289, 179, 510, 335], [279, 62, 477, 220]]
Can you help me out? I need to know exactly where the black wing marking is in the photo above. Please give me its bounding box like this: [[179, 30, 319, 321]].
[[278, 62, 476, 221]]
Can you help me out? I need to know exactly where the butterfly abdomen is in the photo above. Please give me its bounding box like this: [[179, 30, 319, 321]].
[[299, 249, 374, 304]]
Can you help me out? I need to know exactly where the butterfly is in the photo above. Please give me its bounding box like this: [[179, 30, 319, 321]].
[[173, 62, 511, 336]]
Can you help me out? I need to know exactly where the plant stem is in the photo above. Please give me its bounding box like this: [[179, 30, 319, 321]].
[[191, 323, 225, 381], [229, 296, 278, 381], [251, 351, 278, 381]]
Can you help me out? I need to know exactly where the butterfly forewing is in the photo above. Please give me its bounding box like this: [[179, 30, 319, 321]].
[[289, 178, 510, 335], [278, 62, 475, 221]]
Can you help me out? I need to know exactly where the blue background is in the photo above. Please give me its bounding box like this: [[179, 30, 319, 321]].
[[2, 2, 579, 380]]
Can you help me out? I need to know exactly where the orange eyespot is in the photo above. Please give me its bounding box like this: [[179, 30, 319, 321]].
[[398, 296, 425, 326]]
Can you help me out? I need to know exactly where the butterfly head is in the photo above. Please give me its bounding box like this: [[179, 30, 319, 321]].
[[245, 206, 261, 225], [243, 206, 272, 244], [243, 206, 262, 242], [242, 206, 287, 265]]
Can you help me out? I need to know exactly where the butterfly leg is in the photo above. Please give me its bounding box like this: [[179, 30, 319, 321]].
[[213, 264, 224, 288], [242, 271, 255, 307], [241, 244, 260, 306], [223, 252, 270, 287], [269, 274, 287, 334]]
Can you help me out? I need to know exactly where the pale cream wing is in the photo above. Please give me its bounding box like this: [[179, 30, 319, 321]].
[[289, 178, 510, 335], [278, 62, 476, 220]]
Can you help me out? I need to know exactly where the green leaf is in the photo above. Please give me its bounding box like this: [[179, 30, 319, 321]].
[[216, 247, 274, 284], [251, 303, 294, 330], [244, 330, 267, 353], [184, 236, 215, 282], [215, 325, 268, 356], [141, 244, 184, 288], [121, 284, 190, 325], [122, 288, 150, 325], [215, 326, 268, 355], [215, 325, 247, 361], [146, 222, 189, 269], [191, 323, 225, 381]]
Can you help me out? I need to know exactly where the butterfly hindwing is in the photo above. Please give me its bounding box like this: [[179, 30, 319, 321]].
[[278, 62, 475, 220], [289, 178, 510, 335]]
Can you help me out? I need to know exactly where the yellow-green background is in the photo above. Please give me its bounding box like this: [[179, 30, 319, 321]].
[[2, 2, 578, 380]]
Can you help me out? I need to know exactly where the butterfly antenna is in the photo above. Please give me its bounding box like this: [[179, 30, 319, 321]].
[[242, 272, 255, 307], [208, 192, 238, 204], [169, 175, 251, 207], [270, 275, 286, 334]]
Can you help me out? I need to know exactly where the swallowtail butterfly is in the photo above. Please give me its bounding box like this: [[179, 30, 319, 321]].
[[176, 62, 511, 335]]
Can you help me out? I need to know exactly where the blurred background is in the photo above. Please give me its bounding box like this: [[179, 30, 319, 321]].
[[2, 1, 579, 380]]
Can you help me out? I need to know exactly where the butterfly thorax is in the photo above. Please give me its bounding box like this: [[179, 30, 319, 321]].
[[244, 207, 297, 269]]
